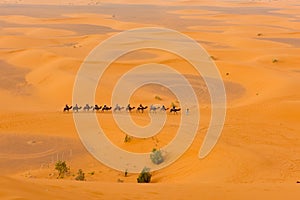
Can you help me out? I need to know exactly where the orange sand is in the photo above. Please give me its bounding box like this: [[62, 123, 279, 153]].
[[0, 0, 299, 199]]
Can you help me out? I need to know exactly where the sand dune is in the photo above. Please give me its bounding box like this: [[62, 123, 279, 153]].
[[0, 0, 299, 199]]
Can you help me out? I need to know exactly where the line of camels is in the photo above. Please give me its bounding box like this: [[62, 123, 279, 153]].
[[63, 103, 182, 114]]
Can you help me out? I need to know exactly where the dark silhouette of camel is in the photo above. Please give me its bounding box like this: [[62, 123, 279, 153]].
[[93, 105, 102, 112], [137, 104, 148, 113], [63, 104, 72, 112], [149, 104, 160, 113], [126, 104, 135, 112], [73, 104, 82, 112], [170, 106, 181, 114], [114, 104, 124, 112], [83, 104, 93, 111], [102, 105, 112, 111], [160, 105, 169, 111]]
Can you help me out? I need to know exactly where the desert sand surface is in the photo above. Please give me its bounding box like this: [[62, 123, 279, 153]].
[[0, 0, 300, 199]]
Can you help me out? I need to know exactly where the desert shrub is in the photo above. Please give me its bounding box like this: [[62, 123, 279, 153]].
[[75, 169, 85, 181], [155, 95, 162, 100], [124, 135, 132, 143], [272, 59, 278, 63], [210, 55, 217, 60], [55, 160, 69, 178], [117, 178, 124, 183], [170, 102, 176, 108], [89, 171, 95, 175], [150, 148, 164, 165], [137, 167, 152, 183]]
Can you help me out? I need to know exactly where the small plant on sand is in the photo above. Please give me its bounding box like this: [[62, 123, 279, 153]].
[[210, 55, 217, 60], [170, 102, 176, 108], [55, 160, 69, 178], [272, 59, 279, 63], [89, 171, 95, 176], [137, 167, 152, 183], [124, 134, 132, 143], [75, 169, 85, 181], [155, 95, 162, 101], [150, 148, 164, 165]]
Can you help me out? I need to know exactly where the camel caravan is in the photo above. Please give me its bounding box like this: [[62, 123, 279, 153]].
[[63, 103, 182, 114]]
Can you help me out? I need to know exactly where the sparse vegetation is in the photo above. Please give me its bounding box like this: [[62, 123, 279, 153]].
[[210, 55, 217, 60], [150, 148, 164, 165], [155, 95, 162, 101], [257, 33, 263, 36], [272, 59, 279, 63], [124, 134, 132, 143], [89, 171, 95, 176], [171, 102, 176, 108], [75, 169, 85, 181], [137, 167, 152, 183], [125, 169, 128, 177], [55, 160, 69, 178], [117, 178, 124, 183], [171, 101, 180, 108]]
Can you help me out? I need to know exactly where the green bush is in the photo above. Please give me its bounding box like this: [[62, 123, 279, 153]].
[[75, 169, 85, 181], [55, 160, 69, 178], [150, 148, 164, 165], [137, 167, 152, 183]]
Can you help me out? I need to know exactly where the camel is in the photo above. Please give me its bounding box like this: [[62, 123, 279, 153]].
[[114, 104, 124, 112], [137, 104, 148, 113], [126, 104, 135, 112], [170, 106, 181, 114], [160, 105, 169, 112], [73, 104, 82, 112], [83, 104, 93, 111], [102, 105, 112, 111], [93, 105, 102, 112], [149, 104, 160, 113], [63, 104, 72, 112]]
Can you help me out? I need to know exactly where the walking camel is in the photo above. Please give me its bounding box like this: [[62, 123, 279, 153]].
[[126, 104, 135, 112], [102, 105, 112, 111], [137, 104, 148, 113], [160, 105, 169, 112], [114, 104, 125, 112], [149, 104, 160, 113], [63, 104, 72, 112], [73, 104, 82, 112], [83, 104, 93, 111], [170, 106, 181, 114], [93, 105, 102, 112]]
